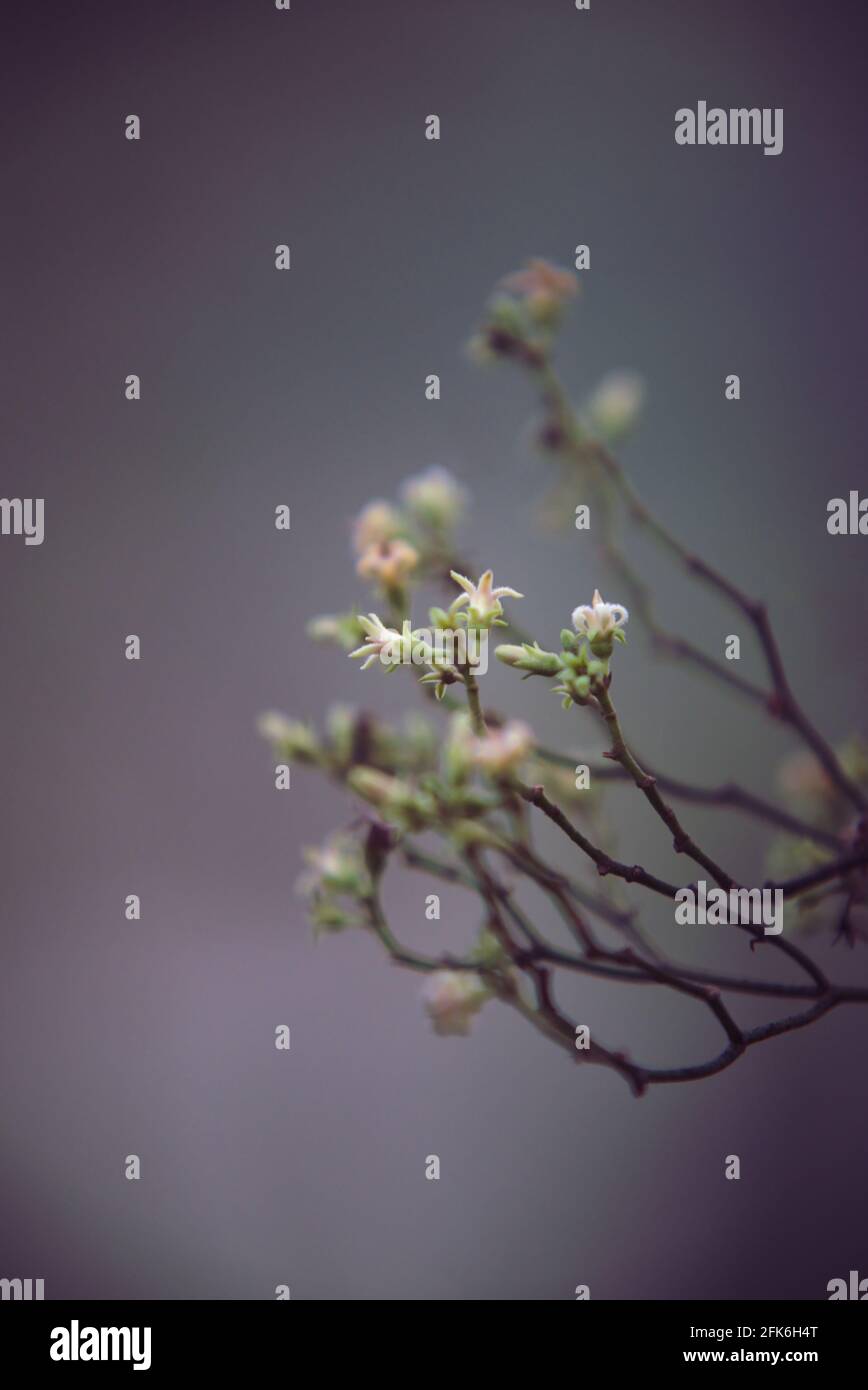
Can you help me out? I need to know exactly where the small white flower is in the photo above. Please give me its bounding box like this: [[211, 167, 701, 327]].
[[296, 835, 367, 898], [256, 712, 320, 761], [449, 569, 523, 625], [422, 971, 489, 1037], [469, 720, 535, 777], [357, 538, 419, 590], [571, 590, 629, 640], [400, 466, 466, 529], [500, 259, 578, 305], [351, 500, 402, 555], [257, 711, 296, 744], [349, 614, 409, 670], [585, 371, 645, 439]]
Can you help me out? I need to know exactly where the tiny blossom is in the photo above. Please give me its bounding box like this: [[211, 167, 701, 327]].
[[422, 971, 488, 1037], [347, 767, 436, 829], [585, 371, 645, 439], [296, 834, 370, 900], [349, 613, 408, 670], [449, 568, 523, 625], [256, 711, 320, 761], [777, 750, 834, 801], [571, 589, 629, 640], [400, 466, 466, 529], [469, 720, 535, 777], [500, 258, 578, 305], [357, 538, 419, 590], [307, 615, 343, 642], [257, 711, 297, 744], [306, 613, 366, 650], [351, 500, 402, 555]]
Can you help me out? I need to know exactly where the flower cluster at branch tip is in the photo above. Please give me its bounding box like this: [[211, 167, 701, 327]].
[[309, 468, 468, 654], [343, 567, 523, 701], [356, 538, 419, 594], [471, 264, 647, 541], [296, 833, 373, 934], [499, 259, 579, 330], [468, 720, 535, 778], [443, 712, 535, 784], [400, 465, 466, 532], [346, 767, 438, 832], [422, 971, 489, 1037], [352, 500, 403, 555], [468, 258, 579, 369], [495, 589, 629, 705]]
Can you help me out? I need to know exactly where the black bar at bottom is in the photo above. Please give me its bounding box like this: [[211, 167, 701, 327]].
[[1, 1299, 864, 1375]]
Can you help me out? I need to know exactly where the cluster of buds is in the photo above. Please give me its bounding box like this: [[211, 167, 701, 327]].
[[444, 712, 534, 786], [346, 767, 439, 832], [345, 570, 523, 702], [296, 832, 373, 934], [350, 468, 467, 607], [400, 465, 467, 535], [468, 720, 535, 780], [470, 259, 579, 366], [496, 589, 628, 707], [343, 711, 526, 838], [257, 712, 322, 764], [259, 703, 442, 787], [551, 639, 610, 708], [356, 537, 419, 605], [348, 613, 457, 700]]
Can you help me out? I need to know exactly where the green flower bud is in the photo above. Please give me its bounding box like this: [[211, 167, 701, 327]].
[[559, 648, 589, 674], [347, 768, 435, 830], [495, 641, 560, 676], [307, 613, 365, 651], [469, 928, 508, 969], [311, 899, 357, 934], [487, 294, 529, 337], [584, 371, 644, 443], [448, 819, 509, 852], [257, 712, 321, 763]]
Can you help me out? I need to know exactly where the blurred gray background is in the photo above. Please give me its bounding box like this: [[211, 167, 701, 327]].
[[2, 0, 866, 1298]]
